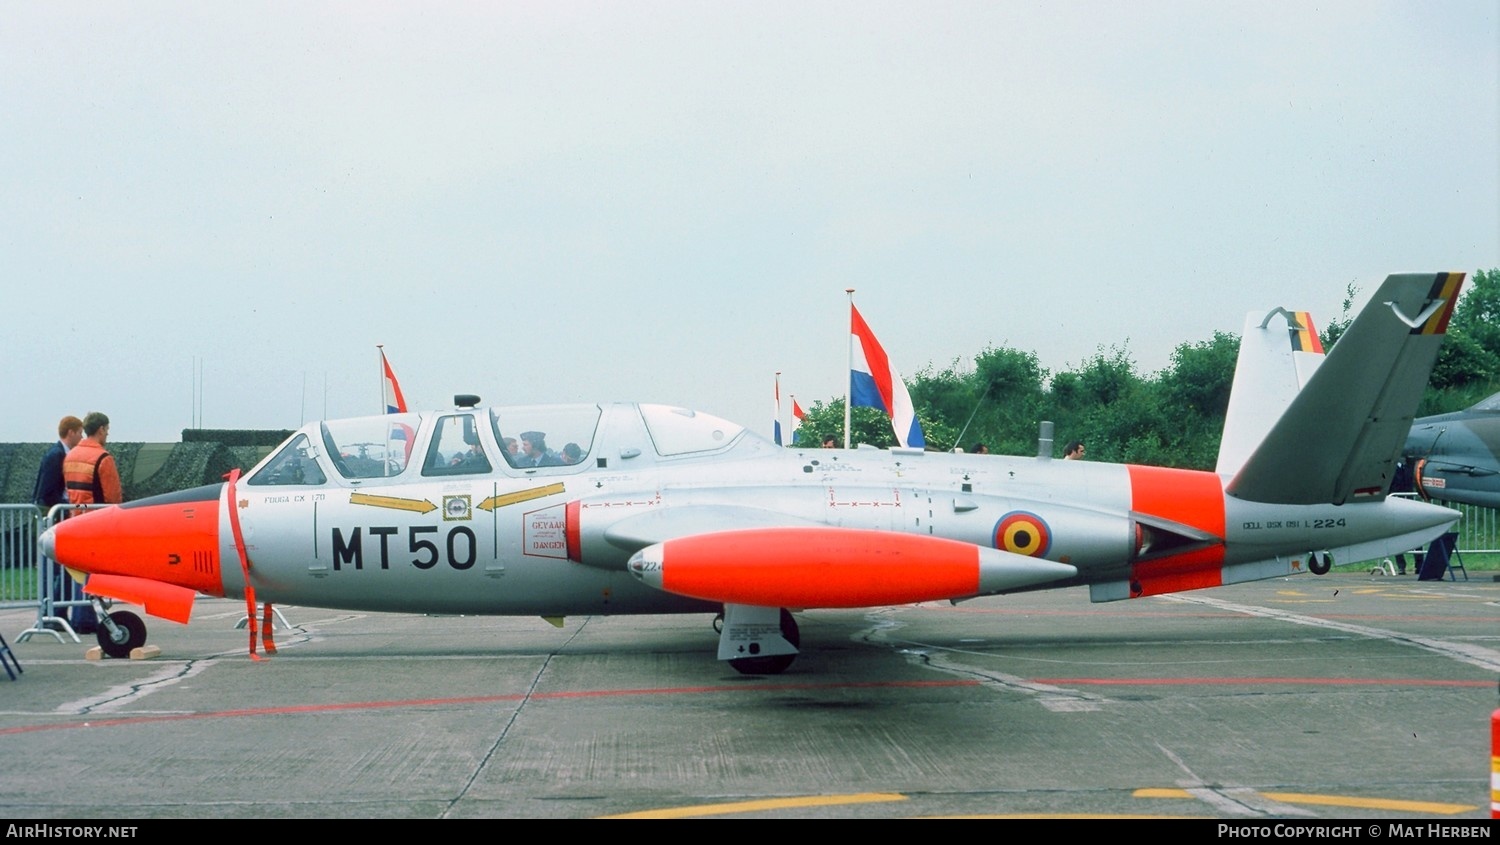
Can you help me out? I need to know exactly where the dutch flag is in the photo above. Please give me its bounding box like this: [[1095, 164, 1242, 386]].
[[850, 304, 925, 449], [380, 347, 408, 415]]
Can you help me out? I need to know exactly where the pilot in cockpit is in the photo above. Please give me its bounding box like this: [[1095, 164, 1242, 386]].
[[519, 431, 563, 467], [454, 435, 487, 468]]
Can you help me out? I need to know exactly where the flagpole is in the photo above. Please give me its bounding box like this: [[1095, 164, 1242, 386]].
[[790, 393, 805, 446], [844, 288, 855, 449], [376, 344, 385, 416], [773, 371, 783, 446]]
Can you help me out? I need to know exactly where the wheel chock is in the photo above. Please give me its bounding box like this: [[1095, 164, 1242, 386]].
[[85, 645, 161, 661]]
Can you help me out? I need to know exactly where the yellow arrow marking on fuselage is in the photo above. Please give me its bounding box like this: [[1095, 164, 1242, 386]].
[[349, 492, 438, 514], [478, 482, 567, 512]]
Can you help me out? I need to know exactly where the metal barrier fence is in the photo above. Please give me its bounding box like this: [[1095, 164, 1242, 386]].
[[1447, 500, 1499, 554], [0, 504, 41, 610]]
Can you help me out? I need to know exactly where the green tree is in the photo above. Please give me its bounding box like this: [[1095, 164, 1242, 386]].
[[1062, 345, 1162, 464], [793, 399, 900, 448], [1153, 331, 1239, 468], [908, 346, 1052, 455], [1319, 282, 1358, 350], [1159, 331, 1238, 419], [1451, 268, 1500, 348], [908, 358, 980, 452], [1424, 267, 1500, 411], [1076, 344, 1138, 406]]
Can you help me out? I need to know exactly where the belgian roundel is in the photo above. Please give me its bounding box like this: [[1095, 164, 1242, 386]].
[[994, 511, 1051, 557]]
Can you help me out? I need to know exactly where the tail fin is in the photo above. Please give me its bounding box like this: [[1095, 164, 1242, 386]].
[[1215, 307, 1326, 477], [1225, 272, 1465, 505]]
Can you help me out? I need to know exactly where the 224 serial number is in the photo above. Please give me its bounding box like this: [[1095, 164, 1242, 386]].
[[1241, 518, 1346, 530]]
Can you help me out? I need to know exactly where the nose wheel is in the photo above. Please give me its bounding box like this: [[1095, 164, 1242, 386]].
[[95, 610, 147, 659]]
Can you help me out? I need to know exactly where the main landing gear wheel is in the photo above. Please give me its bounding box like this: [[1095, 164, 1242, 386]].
[[728, 608, 800, 676], [1310, 552, 1333, 575], [96, 610, 146, 659]]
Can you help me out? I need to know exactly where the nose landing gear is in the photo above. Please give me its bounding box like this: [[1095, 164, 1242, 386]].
[[94, 601, 147, 659], [87, 596, 147, 658]]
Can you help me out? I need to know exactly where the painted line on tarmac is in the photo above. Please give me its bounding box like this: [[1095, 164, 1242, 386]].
[[1135, 787, 1477, 816], [921, 813, 1201, 819], [0, 678, 979, 736], [1032, 677, 1493, 687], [858, 607, 1109, 711], [599, 792, 908, 819], [1155, 743, 1315, 817], [1162, 592, 1500, 674]]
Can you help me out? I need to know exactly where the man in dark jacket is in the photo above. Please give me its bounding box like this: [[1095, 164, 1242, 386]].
[[33, 415, 83, 510], [32, 415, 84, 632]]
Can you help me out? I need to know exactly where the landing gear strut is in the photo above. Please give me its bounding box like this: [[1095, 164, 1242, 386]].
[[722, 607, 800, 676]]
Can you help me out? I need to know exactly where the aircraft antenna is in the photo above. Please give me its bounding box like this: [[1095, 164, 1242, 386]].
[[951, 386, 988, 452], [193, 356, 204, 430], [190, 357, 197, 431]]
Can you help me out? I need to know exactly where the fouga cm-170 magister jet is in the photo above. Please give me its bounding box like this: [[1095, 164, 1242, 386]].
[[41, 272, 1466, 674]]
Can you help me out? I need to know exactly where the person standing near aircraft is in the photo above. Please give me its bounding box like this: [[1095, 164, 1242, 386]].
[[33, 415, 84, 632], [1063, 441, 1086, 460], [64, 412, 122, 506], [34, 415, 83, 511], [61, 411, 118, 633]]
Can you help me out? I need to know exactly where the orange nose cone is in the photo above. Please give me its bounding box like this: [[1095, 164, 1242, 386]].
[[46, 483, 225, 597]]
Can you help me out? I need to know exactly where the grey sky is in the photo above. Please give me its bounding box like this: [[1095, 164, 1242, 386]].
[[4, 2, 1497, 445]]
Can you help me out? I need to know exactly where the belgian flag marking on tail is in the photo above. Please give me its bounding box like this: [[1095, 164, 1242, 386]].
[[1289, 311, 1324, 353], [1414, 272, 1465, 336]]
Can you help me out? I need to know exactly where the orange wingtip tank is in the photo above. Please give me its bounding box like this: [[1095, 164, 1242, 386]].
[[628, 527, 1076, 607]]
